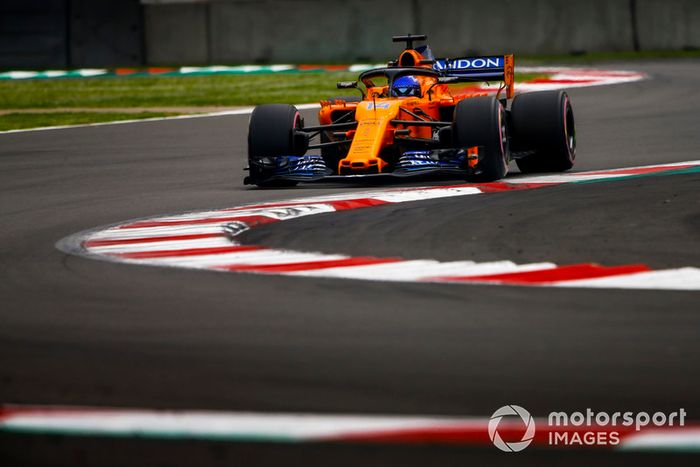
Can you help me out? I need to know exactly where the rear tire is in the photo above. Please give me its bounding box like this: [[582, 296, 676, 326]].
[[247, 104, 305, 187], [510, 90, 576, 173], [453, 96, 509, 182], [320, 95, 360, 172]]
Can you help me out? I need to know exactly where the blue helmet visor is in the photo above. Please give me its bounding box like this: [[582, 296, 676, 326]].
[[394, 86, 417, 96], [393, 76, 421, 97]]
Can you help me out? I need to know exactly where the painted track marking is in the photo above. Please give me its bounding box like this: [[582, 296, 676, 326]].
[[58, 161, 700, 291], [1, 404, 699, 452]]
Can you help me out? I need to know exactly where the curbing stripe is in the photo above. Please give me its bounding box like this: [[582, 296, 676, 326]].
[[59, 161, 700, 291], [84, 232, 224, 248], [1, 404, 698, 451], [121, 251, 351, 268], [435, 264, 652, 284], [219, 257, 402, 273], [552, 268, 700, 291], [113, 245, 263, 259], [292, 261, 557, 282]]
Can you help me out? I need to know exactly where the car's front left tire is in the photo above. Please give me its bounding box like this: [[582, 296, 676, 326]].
[[247, 104, 305, 187]]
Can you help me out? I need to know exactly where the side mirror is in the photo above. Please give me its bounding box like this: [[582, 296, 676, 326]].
[[437, 76, 459, 84], [337, 81, 358, 89], [419, 59, 435, 65]]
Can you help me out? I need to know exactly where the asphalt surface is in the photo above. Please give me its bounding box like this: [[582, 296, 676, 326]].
[[1, 60, 699, 465]]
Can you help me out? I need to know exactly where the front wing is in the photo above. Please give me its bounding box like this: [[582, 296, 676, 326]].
[[244, 149, 481, 185]]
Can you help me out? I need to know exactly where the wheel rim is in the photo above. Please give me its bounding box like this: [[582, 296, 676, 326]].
[[291, 111, 302, 153], [499, 106, 509, 163], [564, 98, 576, 160]]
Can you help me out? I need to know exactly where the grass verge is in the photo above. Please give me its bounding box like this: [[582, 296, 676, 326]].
[[0, 72, 545, 109], [0, 71, 545, 130]]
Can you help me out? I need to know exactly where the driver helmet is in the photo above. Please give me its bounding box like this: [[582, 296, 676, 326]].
[[392, 75, 421, 97]]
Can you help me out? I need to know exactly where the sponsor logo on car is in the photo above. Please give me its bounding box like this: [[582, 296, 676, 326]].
[[364, 102, 392, 110], [434, 56, 503, 71]]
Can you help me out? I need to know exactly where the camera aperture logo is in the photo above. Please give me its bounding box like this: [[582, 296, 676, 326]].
[[489, 404, 687, 452], [488, 405, 536, 452]]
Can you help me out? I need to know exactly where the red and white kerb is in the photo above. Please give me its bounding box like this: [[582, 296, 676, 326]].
[[70, 161, 700, 291]]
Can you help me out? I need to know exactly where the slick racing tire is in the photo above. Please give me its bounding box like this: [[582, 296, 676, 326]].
[[510, 90, 576, 173], [453, 96, 509, 182], [320, 95, 361, 172], [247, 104, 306, 187]]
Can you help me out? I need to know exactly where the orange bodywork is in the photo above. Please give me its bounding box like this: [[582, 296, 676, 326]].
[[318, 49, 514, 174]]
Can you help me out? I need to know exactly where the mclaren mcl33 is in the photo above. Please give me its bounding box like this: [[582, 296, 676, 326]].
[[244, 34, 576, 187]]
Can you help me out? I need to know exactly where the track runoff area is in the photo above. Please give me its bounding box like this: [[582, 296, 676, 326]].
[[4, 65, 699, 456]]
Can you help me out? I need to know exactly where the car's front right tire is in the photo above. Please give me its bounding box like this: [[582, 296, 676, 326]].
[[453, 96, 509, 182]]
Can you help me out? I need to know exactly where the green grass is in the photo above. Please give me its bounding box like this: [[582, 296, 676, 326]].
[[0, 71, 545, 130], [0, 72, 359, 109], [0, 112, 179, 131], [0, 72, 545, 109]]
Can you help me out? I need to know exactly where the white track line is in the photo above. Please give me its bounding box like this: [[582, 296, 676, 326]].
[[291, 261, 556, 281], [88, 225, 229, 240], [620, 430, 700, 451], [0, 407, 497, 441], [88, 237, 233, 253], [555, 268, 700, 291], [0, 103, 322, 135]]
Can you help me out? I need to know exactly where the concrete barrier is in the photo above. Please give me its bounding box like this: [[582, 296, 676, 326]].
[[1, 0, 144, 69], [144, 2, 209, 64], [5, 0, 696, 68], [142, 0, 699, 65], [208, 0, 413, 63], [418, 0, 635, 56], [70, 0, 144, 67], [0, 0, 68, 69], [636, 0, 700, 50]]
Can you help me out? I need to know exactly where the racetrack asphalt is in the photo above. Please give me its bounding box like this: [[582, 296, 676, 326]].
[[0, 60, 699, 465]]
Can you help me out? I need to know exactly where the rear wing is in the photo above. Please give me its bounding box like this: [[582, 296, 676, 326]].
[[433, 54, 514, 98]]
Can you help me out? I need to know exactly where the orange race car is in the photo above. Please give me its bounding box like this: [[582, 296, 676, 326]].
[[244, 34, 576, 187]]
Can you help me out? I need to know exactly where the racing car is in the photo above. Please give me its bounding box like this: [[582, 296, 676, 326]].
[[244, 34, 576, 187]]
